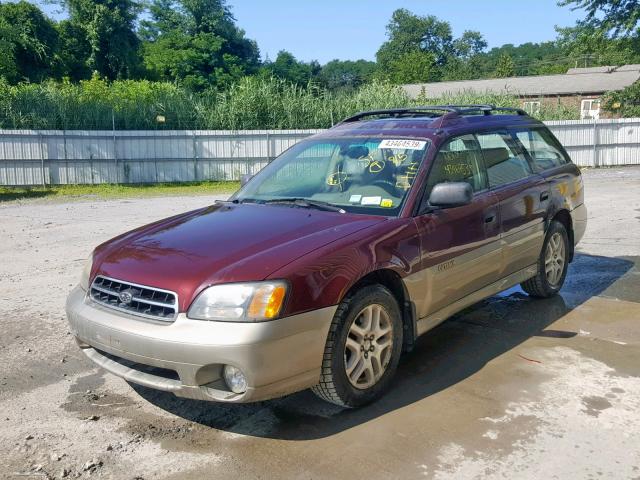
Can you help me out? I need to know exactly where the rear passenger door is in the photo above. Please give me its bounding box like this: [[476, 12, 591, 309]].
[[476, 130, 548, 279]]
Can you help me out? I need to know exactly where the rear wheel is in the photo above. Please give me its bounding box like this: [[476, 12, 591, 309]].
[[312, 285, 403, 408], [521, 220, 569, 298]]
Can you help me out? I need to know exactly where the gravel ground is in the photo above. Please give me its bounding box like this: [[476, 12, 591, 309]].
[[1, 167, 639, 479]]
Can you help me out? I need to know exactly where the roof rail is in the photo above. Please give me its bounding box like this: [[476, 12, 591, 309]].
[[338, 104, 529, 127]]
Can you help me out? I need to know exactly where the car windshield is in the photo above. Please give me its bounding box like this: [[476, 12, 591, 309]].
[[233, 137, 430, 216]]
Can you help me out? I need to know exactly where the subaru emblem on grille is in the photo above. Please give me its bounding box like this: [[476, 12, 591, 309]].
[[118, 290, 134, 304]]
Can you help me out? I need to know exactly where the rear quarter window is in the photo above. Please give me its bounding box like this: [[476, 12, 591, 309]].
[[514, 127, 569, 172]]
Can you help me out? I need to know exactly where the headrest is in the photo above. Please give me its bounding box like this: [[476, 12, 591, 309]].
[[482, 147, 510, 168]]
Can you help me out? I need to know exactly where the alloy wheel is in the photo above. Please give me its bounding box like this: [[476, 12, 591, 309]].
[[344, 304, 394, 389], [545, 232, 565, 287]]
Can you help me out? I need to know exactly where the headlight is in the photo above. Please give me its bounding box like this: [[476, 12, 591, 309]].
[[79, 254, 94, 291], [187, 281, 287, 322]]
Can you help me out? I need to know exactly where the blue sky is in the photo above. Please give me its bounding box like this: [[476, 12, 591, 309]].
[[38, 0, 586, 64], [230, 0, 585, 63]]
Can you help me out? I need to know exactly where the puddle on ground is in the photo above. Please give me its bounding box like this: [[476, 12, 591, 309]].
[[581, 396, 612, 417]]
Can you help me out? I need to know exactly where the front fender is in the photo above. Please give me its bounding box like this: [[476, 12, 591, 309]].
[[269, 218, 422, 317]]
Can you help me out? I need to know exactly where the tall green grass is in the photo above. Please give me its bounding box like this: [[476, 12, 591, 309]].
[[0, 75, 580, 130]]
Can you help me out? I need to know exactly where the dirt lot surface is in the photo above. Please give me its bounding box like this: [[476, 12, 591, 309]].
[[1, 167, 639, 479]]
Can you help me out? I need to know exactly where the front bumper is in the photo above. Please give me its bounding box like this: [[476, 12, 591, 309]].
[[66, 286, 336, 402]]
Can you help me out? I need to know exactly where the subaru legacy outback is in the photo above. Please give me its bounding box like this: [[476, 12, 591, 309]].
[[67, 105, 587, 407]]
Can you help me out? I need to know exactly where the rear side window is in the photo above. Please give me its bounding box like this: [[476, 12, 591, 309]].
[[424, 134, 487, 200], [514, 128, 569, 172], [476, 132, 531, 188]]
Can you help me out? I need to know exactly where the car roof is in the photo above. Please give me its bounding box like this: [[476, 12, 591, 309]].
[[315, 105, 546, 141]]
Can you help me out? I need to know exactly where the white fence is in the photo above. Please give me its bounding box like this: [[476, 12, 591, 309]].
[[546, 118, 640, 168], [0, 119, 639, 186], [0, 129, 323, 186]]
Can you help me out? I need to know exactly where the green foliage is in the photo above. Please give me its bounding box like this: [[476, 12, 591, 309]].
[[376, 9, 462, 82], [0, 16, 19, 82], [0, 1, 59, 83], [479, 42, 566, 76], [317, 60, 378, 91], [493, 54, 516, 78], [56, 20, 92, 81], [0, 0, 636, 123], [199, 77, 410, 130], [603, 80, 640, 116], [559, 0, 640, 37], [555, 23, 640, 65], [65, 0, 143, 80], [261, 51, 320, 87], [0, 74, 197, 129], [382, 51, 438, 84], [372, 8, 582, 83], [140, 0, 260, 90], [0, 76, 581, 131], [453, 31, 488, 59]]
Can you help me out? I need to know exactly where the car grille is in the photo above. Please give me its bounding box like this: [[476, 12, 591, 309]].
[[89, 275, 178, 322]]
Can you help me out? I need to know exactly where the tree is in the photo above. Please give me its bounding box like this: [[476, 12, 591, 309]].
[[453, 31, 488, 59], [317, 59, 377, 91], [0, 1, 59, 83], [380, 51, 435, 84], [442, 30, 488, 81], [141, 0, 260, 90], [556, 23, 640, 66], [494, 54, 516, 77], [376, 9, 453, 75], [0, 15, 19, 81], [261, 50, 320, 86], [376, 10, 493, 83], [477, 41, 565, 77], [63, 0, 142, 80], [559, 0, 640, 37], [603, 79, 640, 117], [56, 20, 92, 81]]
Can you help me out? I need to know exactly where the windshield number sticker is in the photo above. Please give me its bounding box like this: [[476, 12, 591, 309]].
[[380, 199, 393, 208], [361, 196, 382, 206], [379, 139, 427, 150]]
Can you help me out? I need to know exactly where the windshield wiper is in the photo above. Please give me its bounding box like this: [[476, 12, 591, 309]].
[[262, 198, 345, 213]]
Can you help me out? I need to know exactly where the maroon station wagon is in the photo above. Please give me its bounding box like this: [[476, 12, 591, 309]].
[[66, 105, 587, 407]]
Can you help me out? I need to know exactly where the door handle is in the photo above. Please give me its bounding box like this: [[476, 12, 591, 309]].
[[484, 214, 496, 224], [540, 191, 550, 202]]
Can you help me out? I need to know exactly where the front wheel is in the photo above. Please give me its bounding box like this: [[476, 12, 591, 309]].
[[521, 220, 570, 298], [311, 285, 403, 408]]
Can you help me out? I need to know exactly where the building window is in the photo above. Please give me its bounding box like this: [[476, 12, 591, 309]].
[[581, 99, 601, 120], [523, 101, 541, 115]]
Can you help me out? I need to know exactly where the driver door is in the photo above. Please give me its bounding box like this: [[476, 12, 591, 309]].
[[409, 134, 501, 332]]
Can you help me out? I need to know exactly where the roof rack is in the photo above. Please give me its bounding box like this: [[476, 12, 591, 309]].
[[338, 104, 528, 127]]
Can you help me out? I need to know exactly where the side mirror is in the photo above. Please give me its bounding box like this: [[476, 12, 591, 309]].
[[240, 174, 253, 187], [428, 182, 473, 209]]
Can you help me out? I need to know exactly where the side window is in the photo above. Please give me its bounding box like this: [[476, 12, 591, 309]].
[[423, 134, 487, 202], [476, 131, 531, 188], [514, 128, 568, 172]]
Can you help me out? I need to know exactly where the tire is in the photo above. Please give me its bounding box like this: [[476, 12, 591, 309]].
[[521, 220, 570, 298], [311, 284, 403, 408]]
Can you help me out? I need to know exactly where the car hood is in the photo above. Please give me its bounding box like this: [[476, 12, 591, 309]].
[[93, 202, 386, 310]]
